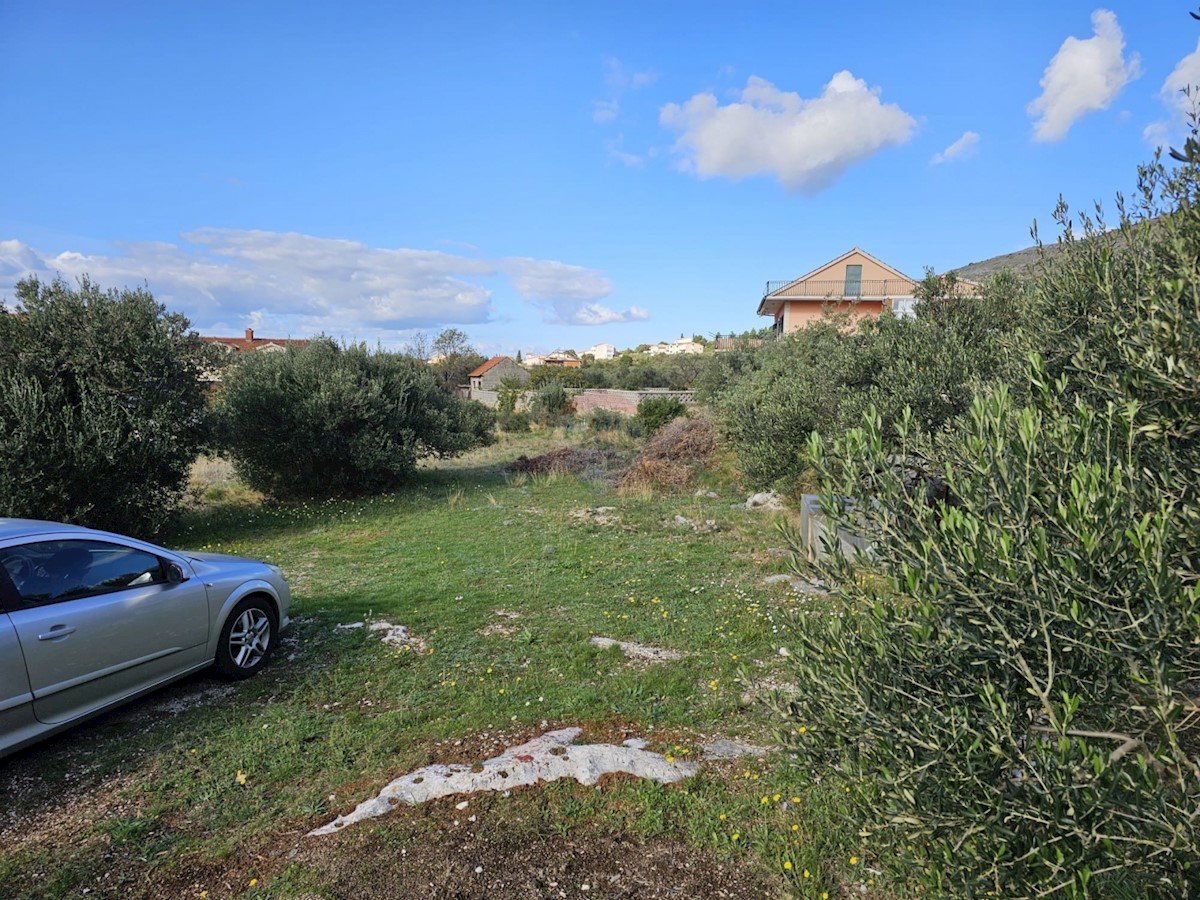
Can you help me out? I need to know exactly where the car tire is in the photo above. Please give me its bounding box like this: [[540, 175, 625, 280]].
[[214, 596, 277, 680]]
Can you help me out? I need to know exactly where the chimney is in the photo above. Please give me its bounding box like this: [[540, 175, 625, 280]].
[[245, 328, 254, 341]]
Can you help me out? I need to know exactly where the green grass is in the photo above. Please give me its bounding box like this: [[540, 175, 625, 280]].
[[0, 429, 878, 899]]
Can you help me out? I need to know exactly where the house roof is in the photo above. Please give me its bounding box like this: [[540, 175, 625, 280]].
[[202, 327, 309, 352], [758, 247, 921, 317], [468, 356, 512, 378], [780, 247, 916, 290]]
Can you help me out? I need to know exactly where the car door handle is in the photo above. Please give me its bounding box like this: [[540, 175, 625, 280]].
[[37, 625, 77, 641]]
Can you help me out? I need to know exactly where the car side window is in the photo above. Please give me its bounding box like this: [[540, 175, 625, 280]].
[[0, 540, 166, 607]]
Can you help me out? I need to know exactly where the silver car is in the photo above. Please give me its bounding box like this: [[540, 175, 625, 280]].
[[0, 518, 291, 756]]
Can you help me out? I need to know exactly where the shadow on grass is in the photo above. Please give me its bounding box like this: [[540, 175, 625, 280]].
[[165, 465, 518, 547]]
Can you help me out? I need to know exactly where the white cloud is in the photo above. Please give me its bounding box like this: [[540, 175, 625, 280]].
[[604, 57, 656, 91], [0, 230, 637, 340], [1028, 9, 1141, 142], [501, 257, 644, 325], [502, 257, 611, 301], [931, 130, 980, 164], [1146, 38, 1200, 147], [593, 99, 619, 123], [659, 72, 917, 194], [573, 302, 650, 325], [594, 58, 656, 127], [605, 134, 643, 167]]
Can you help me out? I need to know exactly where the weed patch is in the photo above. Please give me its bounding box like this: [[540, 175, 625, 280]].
[[0, 432, 870, 898]]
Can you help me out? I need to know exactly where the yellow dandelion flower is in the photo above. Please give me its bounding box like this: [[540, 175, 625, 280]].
[[803, 869, 810, 879], [792, 796, 801, 803], [719, 813, 727, 821], [798, 725, 807, 734], [236, 770, 247, 785], [850, 855, 859, 865], [249, 878, 258, 887], [791, 824, 799, 831], [731, 832, 740, 841], [760, 796, 769, 804], [773, 794, 781, 802], [783, 861, 792, 870]]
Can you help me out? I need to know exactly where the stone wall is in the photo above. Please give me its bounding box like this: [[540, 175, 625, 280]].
[[467, 387, 695, 413]]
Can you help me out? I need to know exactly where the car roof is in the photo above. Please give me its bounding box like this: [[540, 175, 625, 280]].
[[0, 519, 101, 542]]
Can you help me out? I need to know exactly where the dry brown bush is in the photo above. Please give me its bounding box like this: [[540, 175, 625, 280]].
[[618, 418, 716, 491], [507, 446, 623, 477]]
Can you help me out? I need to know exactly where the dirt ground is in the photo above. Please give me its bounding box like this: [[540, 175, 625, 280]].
[[0, 681, 784, 900]]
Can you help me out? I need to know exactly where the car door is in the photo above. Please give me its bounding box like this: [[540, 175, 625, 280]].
[[0, 605, 39, 754], [0, 538, 210, 725]]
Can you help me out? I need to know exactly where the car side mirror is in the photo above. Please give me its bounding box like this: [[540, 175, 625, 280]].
[[165, 563, 186, 584]]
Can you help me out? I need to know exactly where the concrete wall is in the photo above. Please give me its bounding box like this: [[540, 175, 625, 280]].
[[798, 494, 871, 562], [467, 387, 696, 413]]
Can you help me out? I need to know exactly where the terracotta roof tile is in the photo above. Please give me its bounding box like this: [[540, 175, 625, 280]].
[[468, 356, 510, 378]]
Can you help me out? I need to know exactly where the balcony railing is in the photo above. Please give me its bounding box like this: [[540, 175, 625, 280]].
[[763, 278, 916, 299]]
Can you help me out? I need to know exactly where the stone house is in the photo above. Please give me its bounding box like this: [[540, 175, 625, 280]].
[[468, 356, 529, 392]]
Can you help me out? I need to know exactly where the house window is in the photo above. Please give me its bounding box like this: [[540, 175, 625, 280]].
[[845, 264, 862, 298]]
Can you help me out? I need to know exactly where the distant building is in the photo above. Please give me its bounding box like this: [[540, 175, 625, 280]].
[[758, 247, 981, 334], [541, 349, 581, 368], [202, 327, 309, 355], [584, 342, 617, 360], [201, 328, 309, 384], [647, 338, 703, 356], [467, 356, 529, 392], [665, 338, 703, 355]]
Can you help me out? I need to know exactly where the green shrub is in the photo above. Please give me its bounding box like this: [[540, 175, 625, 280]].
[[714, 280, 1020, 490], [771, 154, 1200, 895], [499, 410, 531, 433], [636, 395, 688, 435], [496, 378, 527, 417], [622, 416, 645, 439], [212, 338, 495, 498], [0, 276, 215, 536], [528, 380, 574, 425], [585, 408, 626, 432], [529, 365, 584, 388]]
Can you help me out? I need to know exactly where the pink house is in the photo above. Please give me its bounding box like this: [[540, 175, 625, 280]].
[[758, 248, 919, 335]]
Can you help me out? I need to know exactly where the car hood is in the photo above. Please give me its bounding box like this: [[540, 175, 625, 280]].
[[185, 550, 265, 564], [184, 551, 276, 576]]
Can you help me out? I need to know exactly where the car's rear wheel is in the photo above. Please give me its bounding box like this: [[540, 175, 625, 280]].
[[214, 596, 277, 679]]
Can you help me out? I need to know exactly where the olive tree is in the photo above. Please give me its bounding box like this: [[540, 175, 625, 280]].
[[0, 276, 215, 536], [770, 152, 1200, 896], [212, 337, 495, 498]]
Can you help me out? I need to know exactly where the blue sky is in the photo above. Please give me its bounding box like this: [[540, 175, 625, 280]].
[[2, 2, 1197, 357]]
